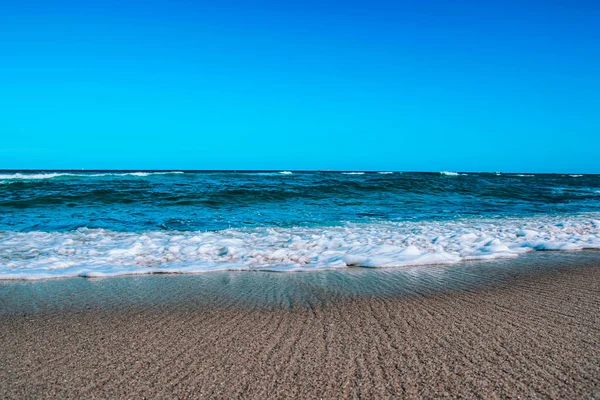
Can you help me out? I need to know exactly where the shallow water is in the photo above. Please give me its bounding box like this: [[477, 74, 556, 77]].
[[1, 251, 599, 314]]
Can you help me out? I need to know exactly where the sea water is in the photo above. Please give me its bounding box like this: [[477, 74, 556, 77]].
[[1, 171, 599, 279]]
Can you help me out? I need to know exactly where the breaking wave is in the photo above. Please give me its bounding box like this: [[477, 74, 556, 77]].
[[1, 214, 599, 280], [0, 172, 184, 181], [440, 171, 465, 176]]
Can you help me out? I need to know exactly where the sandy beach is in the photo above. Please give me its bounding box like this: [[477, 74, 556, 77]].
[[1, 252, 599, 398], [3, 0, 599, 396]]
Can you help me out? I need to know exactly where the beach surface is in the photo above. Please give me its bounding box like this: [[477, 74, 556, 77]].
[[1, 252, 600, 399]]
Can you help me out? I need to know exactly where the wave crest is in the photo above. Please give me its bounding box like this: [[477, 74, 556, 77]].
[[440, 171, 464, 176], [0, 172, 184, 181]]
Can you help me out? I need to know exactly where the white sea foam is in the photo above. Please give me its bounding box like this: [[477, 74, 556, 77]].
[[515, 174, 534, 177], [1, 214, 599, 280], [440, 171, 464, 176], [378, 172, 394, 174], [342, 172, 365, 175], [279, 171, 293, 175], [0, 173, 78, 180], [570, 174, 583, 178], [0, 172, 184, 181], [89, 172, 184, 177]]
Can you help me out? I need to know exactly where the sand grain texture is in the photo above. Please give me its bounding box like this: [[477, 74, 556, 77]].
[[1, 264, 600, 399]]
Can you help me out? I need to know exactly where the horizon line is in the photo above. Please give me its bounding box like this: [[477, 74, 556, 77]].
[[0, 169, 597, 175]]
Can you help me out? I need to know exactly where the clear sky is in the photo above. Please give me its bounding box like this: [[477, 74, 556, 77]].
[[1, 0, 599, 172]]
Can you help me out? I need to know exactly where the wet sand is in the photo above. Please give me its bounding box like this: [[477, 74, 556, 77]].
[[1, 253, 600, 398]]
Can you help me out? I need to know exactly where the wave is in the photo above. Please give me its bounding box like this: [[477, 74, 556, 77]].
[[440, 171, 464, 176], [0, 172, 184, 181], [0, 173, 77, 180], [378, 172, 394, 175], [1, 214, 598, 280], [515, 174, 534, 177], [279, 171, 293, 175], [342, 172, 365, 175], [570, 175, 583, 178], [99, 172, 184, 177]]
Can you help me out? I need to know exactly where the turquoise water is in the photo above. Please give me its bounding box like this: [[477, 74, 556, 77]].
[[2, 171, 599, 231], [1, 171, 599, 278]]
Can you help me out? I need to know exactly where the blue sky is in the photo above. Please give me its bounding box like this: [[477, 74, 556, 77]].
[[1, 0, 599, 172]]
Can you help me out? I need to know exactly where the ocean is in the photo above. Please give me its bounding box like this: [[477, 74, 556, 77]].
[[1, 170, 599, 279]]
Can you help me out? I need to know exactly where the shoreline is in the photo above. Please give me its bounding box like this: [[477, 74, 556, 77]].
[[2, 251, 599, 315], [1, 252, 600, 398]]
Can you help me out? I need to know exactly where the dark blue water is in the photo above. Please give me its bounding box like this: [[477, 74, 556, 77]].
[[1, 171, 599, 232]]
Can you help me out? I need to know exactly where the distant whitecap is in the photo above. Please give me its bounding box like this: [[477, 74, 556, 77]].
[[0, 171, 184, 181], [440, 171, 461, 176], [0, 173, 76, 180]]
